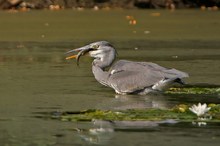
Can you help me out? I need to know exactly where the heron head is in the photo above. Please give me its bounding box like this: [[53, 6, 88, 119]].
[[66, 41, 116, 66]]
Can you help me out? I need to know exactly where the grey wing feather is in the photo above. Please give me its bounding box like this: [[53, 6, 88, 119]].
[[108, 70, 163, 93], [107, 60, 188, 93], [138, 62, 189, 78]]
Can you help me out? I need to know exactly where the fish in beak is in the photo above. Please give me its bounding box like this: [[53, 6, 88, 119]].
[[65, 45, 93, 66]]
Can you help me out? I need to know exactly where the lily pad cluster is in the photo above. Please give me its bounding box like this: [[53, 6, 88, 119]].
[[48, 104, 220, 122], [166, 87, 220, 95]]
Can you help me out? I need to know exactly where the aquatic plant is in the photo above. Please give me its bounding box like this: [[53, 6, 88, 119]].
[[189, 103, 211, 117], [41, 104, 220, 123], [166, 87, 220, 95]]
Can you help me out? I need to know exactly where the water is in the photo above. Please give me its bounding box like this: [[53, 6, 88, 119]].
[[0, 10, 220, 146]]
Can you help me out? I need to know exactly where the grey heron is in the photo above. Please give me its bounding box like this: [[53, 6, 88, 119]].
[[66, 41, 188, 95]]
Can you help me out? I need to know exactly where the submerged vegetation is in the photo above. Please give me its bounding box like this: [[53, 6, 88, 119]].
[[166, 87, 220, 95], [44, 103, 220, 123]]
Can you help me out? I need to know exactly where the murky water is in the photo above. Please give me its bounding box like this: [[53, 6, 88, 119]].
[[0, 10, 220, 146]]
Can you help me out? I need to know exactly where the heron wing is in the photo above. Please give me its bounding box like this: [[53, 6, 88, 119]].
[[108, 60, 188, 93]]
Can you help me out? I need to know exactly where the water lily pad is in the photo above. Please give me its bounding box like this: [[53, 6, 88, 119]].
[[166, 87, 220, 95], [43, 104, 220, 123]]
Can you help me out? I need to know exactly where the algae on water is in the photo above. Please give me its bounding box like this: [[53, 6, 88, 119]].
[[49, 104, 220, 122], [166, 87, 220, 95]]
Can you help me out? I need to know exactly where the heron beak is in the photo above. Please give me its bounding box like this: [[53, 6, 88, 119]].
[[65, 45, 92, 65]]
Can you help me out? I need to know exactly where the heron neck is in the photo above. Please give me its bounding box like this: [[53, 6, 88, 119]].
[[92, 64, 109, 86], [93, 54, 115, 69], [93, 60, 109, 69], [91, 53, 115, 85]]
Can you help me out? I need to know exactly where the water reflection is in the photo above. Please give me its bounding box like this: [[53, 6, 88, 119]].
[[74, 118, 178, 145], [71, 94, 175, 145], [96, 94, 171, 110], [74, 125, 114, 145]]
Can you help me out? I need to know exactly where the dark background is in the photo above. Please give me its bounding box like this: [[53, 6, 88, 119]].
[[0, 0, 220, 10]]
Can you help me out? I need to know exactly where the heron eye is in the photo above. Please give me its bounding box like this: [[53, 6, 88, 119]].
[[93, 45, 99, 49]]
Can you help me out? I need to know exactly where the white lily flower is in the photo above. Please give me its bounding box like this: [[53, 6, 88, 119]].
[[189, 103, 211, 117]]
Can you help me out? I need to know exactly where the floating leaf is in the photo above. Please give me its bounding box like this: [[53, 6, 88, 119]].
[[38, 104, 220, 123], [166, 87, 220, 95]]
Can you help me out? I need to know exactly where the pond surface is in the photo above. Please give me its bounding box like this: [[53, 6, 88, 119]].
[[0, 10, 220, 146]]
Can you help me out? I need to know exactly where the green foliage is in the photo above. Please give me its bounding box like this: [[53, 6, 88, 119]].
[[209, 104, 220, 119], [166, 87, 220, 95], [52, 104, 220, 122]]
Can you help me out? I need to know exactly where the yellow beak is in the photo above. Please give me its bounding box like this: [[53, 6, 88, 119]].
[[66, 55, 77, 60]]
